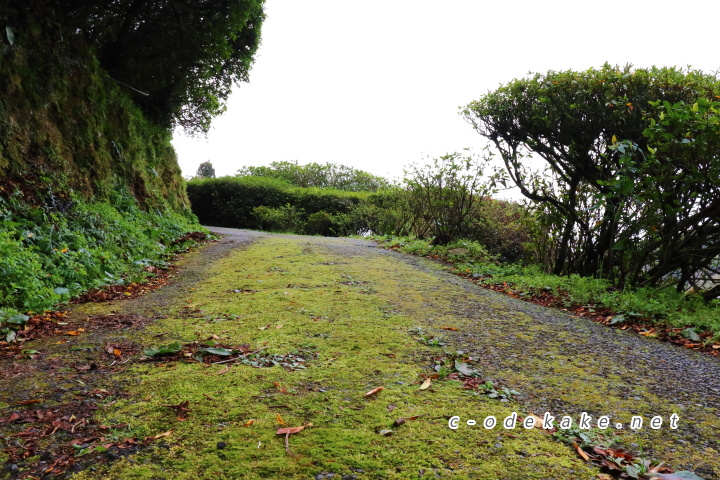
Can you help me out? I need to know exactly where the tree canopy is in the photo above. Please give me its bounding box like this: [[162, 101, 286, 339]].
[[195, 161, 216, 179], [57, 0, 265, 133], [463, 65, 720, 299], [236, 161, 389, 192]]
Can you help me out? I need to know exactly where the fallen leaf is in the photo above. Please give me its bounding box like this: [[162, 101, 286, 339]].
[[275, 325, 283, 329], [276, 423, 312, 456], [276, 425, 305, 435], [365, 386, 384, 397], [275, 413, 286, 425], [243, 419, 255, 427], [440, 326, 459, 331], [454, 359, 475, 376], [66, 331, 80, 336], [378, 429, 394, 436], [419, 378, 432, 390], [163, 400, 191, 420], [526, 414, 544, 429], [154, 431, 173, 439], [574, 442, 590, 461], [15, 399, 42, 405], [393, 415, 420, 427], [217, 365, 230, 375]]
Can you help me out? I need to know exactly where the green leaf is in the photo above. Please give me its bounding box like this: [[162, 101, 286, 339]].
[[54, 287, 70, 295], [682, 328, 700, 342], [5, 26, 15, 45], [7, 314, 29, 325], [197, 347, 234, 356], [624, 464, 640, 479], [143, 342, 182, 357], [454, 359, 475, 376], [609, 315, 625, 325]]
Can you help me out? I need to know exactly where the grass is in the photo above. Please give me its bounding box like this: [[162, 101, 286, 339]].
[[72, 236, 593, 480], [375, 235, 720, 339]]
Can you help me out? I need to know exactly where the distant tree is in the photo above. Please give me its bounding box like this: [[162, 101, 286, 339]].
[[59, 0, 265, 133], [236, 161, 389, 191], [196, 161, 216, 179], [463, 64, 720, 298]]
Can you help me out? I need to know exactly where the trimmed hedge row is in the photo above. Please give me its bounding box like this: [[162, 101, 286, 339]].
[[186, 176, 370, 229]]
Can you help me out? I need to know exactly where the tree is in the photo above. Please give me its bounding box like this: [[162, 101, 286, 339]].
[[236, 161, 389, 191], [196, 161, 216, 179], [462, 65, 720, 298], [61, 0, 265, 133]]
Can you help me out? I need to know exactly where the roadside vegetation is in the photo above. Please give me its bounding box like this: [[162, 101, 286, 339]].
[[188, 65, 720, 349]]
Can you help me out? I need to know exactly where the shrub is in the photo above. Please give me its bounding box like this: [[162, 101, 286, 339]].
[[253, 205, 305, 233], [187, 176, 370, 231]]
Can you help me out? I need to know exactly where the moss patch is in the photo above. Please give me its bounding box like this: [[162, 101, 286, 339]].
[[75, 236, 593, 479]]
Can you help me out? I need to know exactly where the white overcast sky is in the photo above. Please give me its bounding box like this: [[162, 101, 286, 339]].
[[172, 0, 719, 183]]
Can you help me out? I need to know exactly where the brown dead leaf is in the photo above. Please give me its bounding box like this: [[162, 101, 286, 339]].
[[574, 442, 590, 461], [242, 419, 255, 427], [365, 386, 384, 397], [153, 431, 173, 439], [440, 326, 459, 331], [66, 331, 80, 336], [276, 425, 306, 435], [163, 400, 191, 420], [525, 414, 544, 429], [393, 415, 420, 427], [419, 378, 432, 390], [275, 413, 286, 425], [217, 365, 230, 375]]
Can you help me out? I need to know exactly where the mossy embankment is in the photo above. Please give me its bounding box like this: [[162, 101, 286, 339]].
[[69, 233, 594, 480], [0, 6, 202, 324]]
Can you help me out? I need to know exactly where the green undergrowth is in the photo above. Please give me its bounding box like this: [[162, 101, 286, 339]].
[[0, 188, 203, 327], [376, 236, 720, 337], [75, 237, 593, 479]]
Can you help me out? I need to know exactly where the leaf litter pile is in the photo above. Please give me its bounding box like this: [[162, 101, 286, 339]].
[[142, 338, 317, 371]]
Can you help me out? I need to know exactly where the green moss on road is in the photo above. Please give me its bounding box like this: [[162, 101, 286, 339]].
[[75, 237, 593, 480]]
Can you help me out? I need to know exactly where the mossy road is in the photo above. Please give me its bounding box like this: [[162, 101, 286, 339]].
[[8, 229, 718, 479]]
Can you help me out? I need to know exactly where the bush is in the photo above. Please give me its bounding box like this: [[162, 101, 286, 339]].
[[187, 176, 370, 231], [468, 199, 537, 263], [253, 205, 305, 233]]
